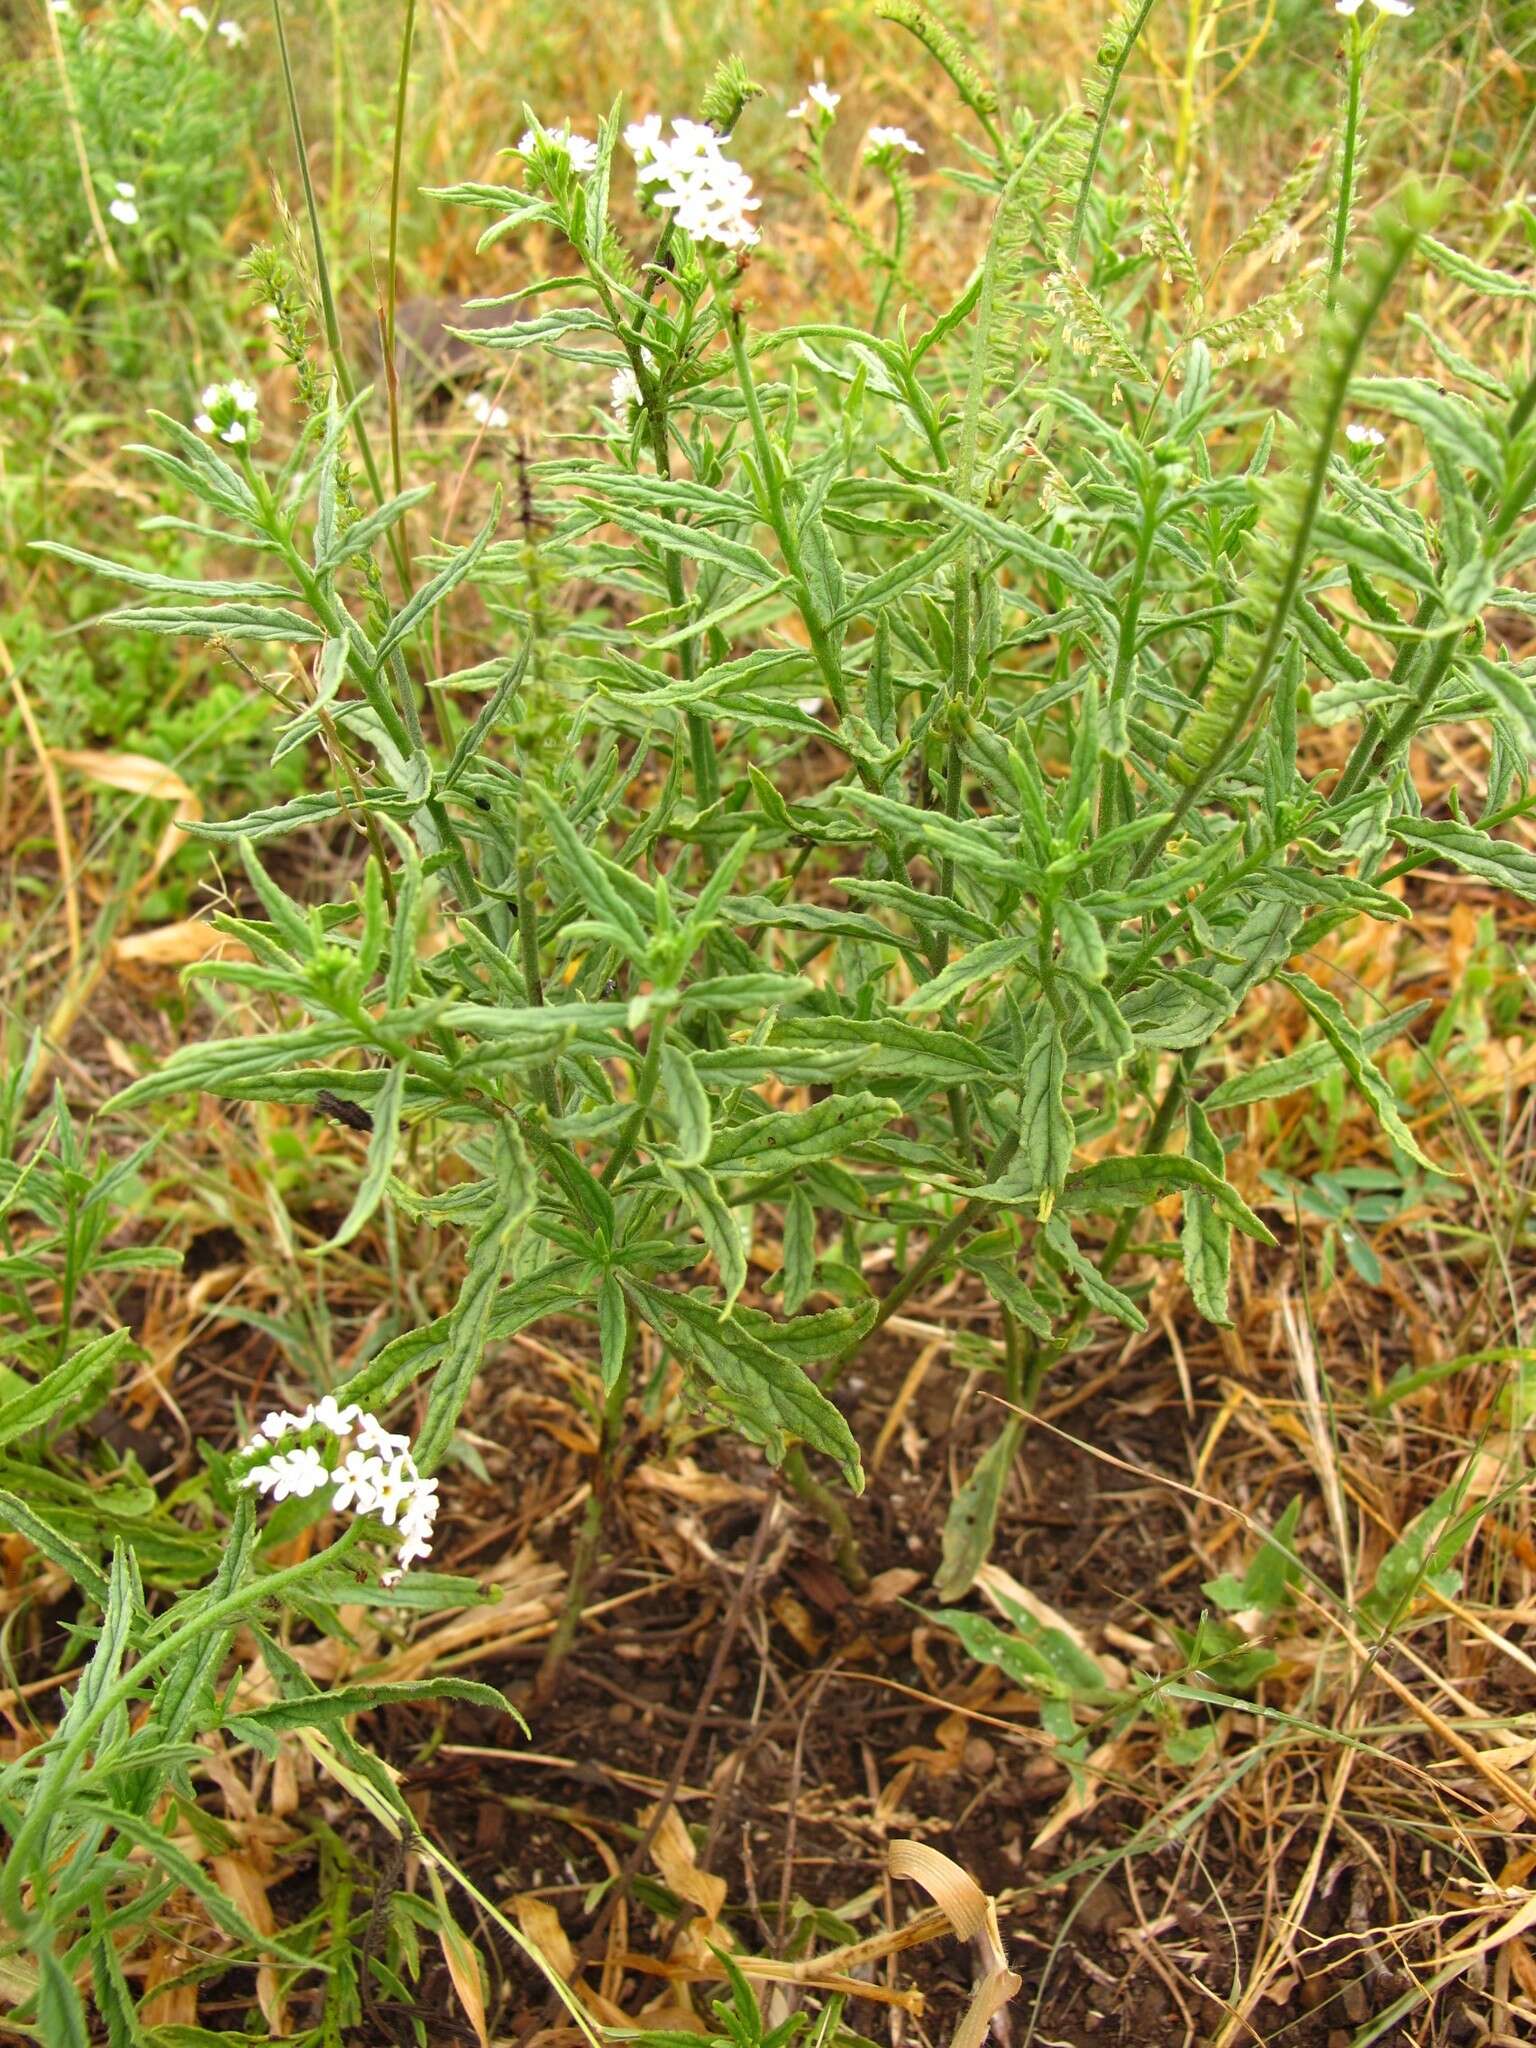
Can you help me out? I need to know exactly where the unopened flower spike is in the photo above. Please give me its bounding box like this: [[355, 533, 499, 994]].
[[236, 1399, 441, 1586], [194, 378, 260, 447], [1334, 0, 1413, 16]]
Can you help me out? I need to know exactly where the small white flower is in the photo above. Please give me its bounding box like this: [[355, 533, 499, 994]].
[[330, 1448, 387, 1514], [1335, 0, 1413, 14], [48, 1, 72, 15], [518, 124, 599, 175], [312, 1394, 361, 1436], [788, 82, 841, 121], [194, 377, 260, 446], [1345, 422, 1386, 447], [180, 4, 210, 28], [369, 1458, 416, 1527], [355, 1413, 410, 1461], [259, 1409, 294, 1440], [624, 113, 664, 159], [465, 389, 510, 431], [217, 18, 246, 45], [109, 193, 140, 227], [865, 125, 924, 161], [262, 1444, 332, 1502]]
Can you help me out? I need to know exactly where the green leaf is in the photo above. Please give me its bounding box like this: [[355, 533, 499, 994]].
[[598, 1272, 628, 1392], [0, 1328, 131, 1451], [315, 485, 435, 574], [375, 495, 501, 665], [1180, 1101, 1232, 1325], [109, 1024, 362, 1111], [660, 1043, 713, 1167], [325, 1061, 408, 1250], [899, 937, 1033, 1015], [782, 1187, 817, 1314], [627, 1283, 862, 1489], [933, 1417, 1023, 1603], [663, 1164, 749, 1310], [1056, 900, 1106, 982], [1202, 1496, 1304, 1616], [1061, 1153, 1275, 1244], [529, 785, 648, 952], [1204, 1003, 1427, 1110], [106, 601, 324, 644], [0, 1488, 112, 1605], [1278, 973, 1436, 1169], [231, 1676, 523, 1734], [707, 1093, 899, 1174], [1016, 1003, 1073, 1211], [1392, 816, 1536, 903], [32, 539, 299, 602], [415, 1120, 537, 1470], [1040, 1214, 1146, 1332]]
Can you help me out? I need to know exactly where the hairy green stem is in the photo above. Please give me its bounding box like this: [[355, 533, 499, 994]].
[[1326, 20, 1366, 313]]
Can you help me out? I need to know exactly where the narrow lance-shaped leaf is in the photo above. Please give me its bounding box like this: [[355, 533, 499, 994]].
[[1181, 1100, 1232, 1326], [1279, 972, 1436, 1170], [415, 1119, 537, 1470], [1061, 1153, 1276, 1244], [781, 1186, 817, 1315], [325, 1060, 408, 1250], [1040, 1214, 1147, 1333], [660, 1043, 713, 1167], [934, 1416, 1024, 1604], [0, 1328, 132, 1453], [626, 1282, 862, 1490], [664, 1164, 749, 1311], [1016, 1001, 1073, 1215]]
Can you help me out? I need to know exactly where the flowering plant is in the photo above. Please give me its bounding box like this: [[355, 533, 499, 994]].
[[43, 20, 1536, 1628]]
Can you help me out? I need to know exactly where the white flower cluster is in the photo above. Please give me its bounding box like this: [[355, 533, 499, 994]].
[[109, 181, 139, 227], [236, 1396, 439, 1584], [788, 82, 840, 123], [194, 378, 260, 446], [1345, 421, 1386, 447], [1335, 0, 1412, 15], [518, 125, 599, 175], [625, 115, 761, 251], [465, 389, 509, 430], [865, 126, 924, 163]]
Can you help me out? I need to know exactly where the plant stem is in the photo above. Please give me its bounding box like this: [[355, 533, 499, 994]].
[[535, 1354, 631, 1700], [1327, 19, 1366, 314], [384, 0, 417, 503], [269, 0, 412, 595], [781, 1445, 867, 1589], [517, 837, 560, 1118]]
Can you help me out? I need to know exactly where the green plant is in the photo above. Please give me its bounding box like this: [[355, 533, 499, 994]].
[[42, 4, 1536, 1628]]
